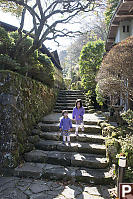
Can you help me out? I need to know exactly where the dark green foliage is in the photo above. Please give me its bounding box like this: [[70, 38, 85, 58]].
[[0, 27, 12, 54], [95, 84, 105, 106], [28, 64, 54, 87], [0, 54, 21, 71], [121, 109, 133, 127], [38, 53, 52, 67], [38, 53, 54, 79], [0, 27, 55, 87], [9, 31, 37, 63], [105, 0, 119, 27]]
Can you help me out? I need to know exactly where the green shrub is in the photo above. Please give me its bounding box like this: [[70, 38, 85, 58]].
[[0, 30, 55, 87], [38, 53, 54, 78], [28, 63, 54, 87], [121, 109, 133, 127], [119, 134, 133, 167], [0, 27, 12, 54], [106, 138, 120, 163], [71, 81, 83, 90], [64, 78, 71, 89], [38, 53, 53, 67], [9, 31, 33, 49], [9, 31, 35, 61], [95, 84, 105, 106], [0, 54, 21, 71]]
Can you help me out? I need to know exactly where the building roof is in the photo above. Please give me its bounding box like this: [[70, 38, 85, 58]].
[[105, 0, 133, 51], [0, 21, 62, 71]]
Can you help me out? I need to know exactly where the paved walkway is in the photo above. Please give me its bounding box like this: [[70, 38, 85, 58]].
[[0, 112, 116, 198], [41, 112, 105, 123], [0, 176, 115, 199]]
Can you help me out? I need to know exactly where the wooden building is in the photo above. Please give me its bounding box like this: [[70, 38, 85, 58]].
[[105, 0, 133, 111]]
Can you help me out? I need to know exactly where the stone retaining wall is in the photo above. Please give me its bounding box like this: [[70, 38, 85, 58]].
[[0, 70, 57, 169]]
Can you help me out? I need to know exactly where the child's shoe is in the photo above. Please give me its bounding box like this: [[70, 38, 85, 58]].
[[82, 127, 84, 132], [68, 142, 71, 146], [75, 132, 78, 136]]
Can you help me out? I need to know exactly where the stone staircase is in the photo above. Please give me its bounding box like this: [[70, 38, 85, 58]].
[[54, 90, 95, 113], [14, 90, 113, 185]]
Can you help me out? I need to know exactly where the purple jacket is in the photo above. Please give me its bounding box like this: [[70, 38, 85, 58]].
[[59, 117, 72, 131], [72, 107, 85, 121]]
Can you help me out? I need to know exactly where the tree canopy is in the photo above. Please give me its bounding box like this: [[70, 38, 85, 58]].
[[79, 39, 105, 95], [96, 36, 133, 105]]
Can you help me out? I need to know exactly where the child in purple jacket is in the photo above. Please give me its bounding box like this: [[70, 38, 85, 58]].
[[59, 110, 72, 145], [72, 99, 85, 136]]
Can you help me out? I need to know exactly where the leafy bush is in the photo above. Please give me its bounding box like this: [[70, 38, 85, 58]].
[[27, 63, 54, 87], [9, 31, 33, 49], [0, 27, 12, 54], [121, 109, 133, 127], [118, 133, 133, 167], [38, 53, 54, 78], [0, 29, 55, 87], [95, 84, 105, 106], [64, 78, 71, 89], [71, 81, 83, 90], [79, 39, 105, 96], [38, 53, 52, 67], [9, 32, 36, 61], [0, 54, 21, 71]]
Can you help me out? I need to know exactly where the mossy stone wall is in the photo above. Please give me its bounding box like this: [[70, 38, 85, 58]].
[[0, 70, 57, 169]]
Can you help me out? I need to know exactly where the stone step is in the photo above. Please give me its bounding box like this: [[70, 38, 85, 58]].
[[35, 140, 106, 155], [39, 132, 105, 143], [58, 96, 85, 99], [88, 105, 95, 109], [54, 106, 88, 110], [41, 119, 98, 125], [59, 90, 85, 94], [58, 94, 85, 98], [24, 150, 108, 169], [14, 162, 113, 185], [38, 123, 101, 134], [87, 109, 96, 113], [57, 96, 86, 100], [56, 103, 93, 108], [53, 109, 94, 113], [41, 113, 104, 125], [56, 99, 86, 103]]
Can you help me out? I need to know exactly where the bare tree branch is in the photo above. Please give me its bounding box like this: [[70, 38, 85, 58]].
[[36, 0, 43, 18], [4, 0, 103, 55]]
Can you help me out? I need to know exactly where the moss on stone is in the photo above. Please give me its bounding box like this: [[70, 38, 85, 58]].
[[0, 70, 57, 169]]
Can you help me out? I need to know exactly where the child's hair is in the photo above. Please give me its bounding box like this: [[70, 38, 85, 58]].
[[76, 99, 82, 108], [62, 110, 68, 116]]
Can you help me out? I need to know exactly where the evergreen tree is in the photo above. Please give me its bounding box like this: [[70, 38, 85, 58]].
[[79, 39, 105, 96]]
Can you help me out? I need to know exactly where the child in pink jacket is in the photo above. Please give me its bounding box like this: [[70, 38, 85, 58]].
[[72, 99, 85, 136]]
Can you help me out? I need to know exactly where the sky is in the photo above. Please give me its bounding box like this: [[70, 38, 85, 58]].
[[0, 9, 82, 51], [0, 6, 98, 52]]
